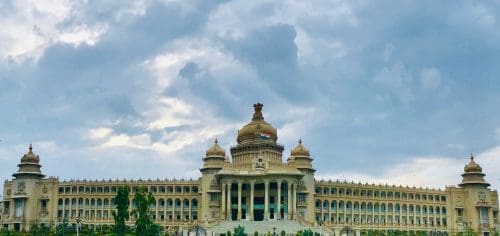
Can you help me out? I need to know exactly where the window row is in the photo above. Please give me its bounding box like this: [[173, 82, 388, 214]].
[[57, 198, 198, 209], [315, 187, 446, 202], [316, 214, 447, 227], [315, 200, 446, 215], [58, 185, 199, 195], [57, 209, 198, 221]]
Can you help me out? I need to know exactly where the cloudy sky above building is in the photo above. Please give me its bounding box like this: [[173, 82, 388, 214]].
[[1, 0, 500, 193]]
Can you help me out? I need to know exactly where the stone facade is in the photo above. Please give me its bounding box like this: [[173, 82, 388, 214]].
[[1, 103, 499, 235]]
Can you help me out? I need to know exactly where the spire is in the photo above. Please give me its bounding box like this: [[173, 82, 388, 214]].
[[252, 103, 264, 121], [470, 153, 474, 161], [29, 143, 33, 153], [215, 138, 218, 144]]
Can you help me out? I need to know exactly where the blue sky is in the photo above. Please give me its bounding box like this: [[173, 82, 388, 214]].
[[1, 0, 500, 194]]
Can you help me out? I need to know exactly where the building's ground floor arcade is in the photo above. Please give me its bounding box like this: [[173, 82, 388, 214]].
[[219, 176, 301, 221]]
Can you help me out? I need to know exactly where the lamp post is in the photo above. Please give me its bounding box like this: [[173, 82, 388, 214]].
[[76, 218, 81, 236]]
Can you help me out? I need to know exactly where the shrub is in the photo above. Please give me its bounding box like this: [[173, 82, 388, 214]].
[[227, 230, 232, 236], [234, 225, 246, 236], [254, 231, 259, 236]]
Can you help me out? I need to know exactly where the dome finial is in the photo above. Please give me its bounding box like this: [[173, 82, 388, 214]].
[[470, 153, 474, 161], [215, 138, 218, 144], [298, 138, 302, 144], [29, 143, 33, 153], [252, 103, 264, 121]]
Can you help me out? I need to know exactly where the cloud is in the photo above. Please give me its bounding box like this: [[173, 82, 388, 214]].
[[420, 67, 442, 90], [88, 127, 113, 140], [373, 62, 414, 104], [317, 145, 500, 191]]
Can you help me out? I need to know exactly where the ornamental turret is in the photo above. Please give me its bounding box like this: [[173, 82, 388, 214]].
[[288, 139, 315, 172], [13, 144, 45, 179], [458, 154, 490, 187], [200, 139, 227, 172]]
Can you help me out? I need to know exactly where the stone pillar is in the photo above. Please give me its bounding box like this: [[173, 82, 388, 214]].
[[264, 180, 269, 220], [292, 183, 297, 219], [181, 199, 184, 222], [156, 199, 159, 222], [189, 198, 192, 222], [287, 182, 292, 220], [237, 181, 242, 220], [277, 181, 282, 220], [221, 183, 226, 220], [250, 181, 255, 221], [227, 183, 232, 220]]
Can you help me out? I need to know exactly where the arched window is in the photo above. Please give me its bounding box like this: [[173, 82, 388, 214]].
[[331, 188, 337, 195], [395, 204, 400, 212], [323, 188, 329, 195], [315, 187, 322, 194], [316, 200, 321, 208], [339, 201, 345, 210], [191, 199, 198, 208], [354, 202, 360, 211], [323, 200, 329, 209], [388, 203, 393, 212], [183, 199, 189, 208], [381, 203, 386, 212], [331, 200, 337, 210], [346, 201, 353, 210], [58, 199, 64, 206]]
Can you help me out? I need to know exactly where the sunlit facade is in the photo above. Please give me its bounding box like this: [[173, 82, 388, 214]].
[[1, 103, 499, 235]]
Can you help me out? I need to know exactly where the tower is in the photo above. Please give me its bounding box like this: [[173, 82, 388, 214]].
[[288, 139, 316, 223], [200, 139, 227, 222], [10, 145, 46, 231], [456, 155, 495, 234]]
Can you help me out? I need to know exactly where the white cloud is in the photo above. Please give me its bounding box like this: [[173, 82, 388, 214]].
[[373, 62, 414, 104], [88, 127, 113, 140], [102, 133, 152, 149], [0, 0, 107, 62], [420, 67, 442, 90], [318, 146, 500, 191]]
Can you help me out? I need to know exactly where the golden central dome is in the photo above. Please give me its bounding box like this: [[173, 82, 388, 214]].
[[237, 103, 277, 144]]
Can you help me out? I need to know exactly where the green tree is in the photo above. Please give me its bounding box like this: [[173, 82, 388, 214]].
[[233, 225, 246, 236], [133, 187, 161, 236], [113, 186, 130, 236]]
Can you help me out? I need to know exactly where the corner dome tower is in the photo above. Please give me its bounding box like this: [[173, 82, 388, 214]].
[[13, 144, 45, 179], [237, 103, 277, 144], [200, 139, 227, 172], [458, 154, 490, 187], [288, 139, 315, 172]]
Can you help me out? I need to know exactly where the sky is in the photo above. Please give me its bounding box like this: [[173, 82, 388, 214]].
[[1, 0, 500, 195]]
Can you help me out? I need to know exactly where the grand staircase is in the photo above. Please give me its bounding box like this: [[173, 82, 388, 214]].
[[206, 220, 325, 235]]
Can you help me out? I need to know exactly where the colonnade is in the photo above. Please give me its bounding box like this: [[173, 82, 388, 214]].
[[220, 179, 298, 221]]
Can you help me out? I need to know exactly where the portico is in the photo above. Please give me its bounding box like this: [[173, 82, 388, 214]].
[[219, 176, 301, 221]]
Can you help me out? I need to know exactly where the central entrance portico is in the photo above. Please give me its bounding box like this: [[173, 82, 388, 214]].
[[219, 175, 302, 221]]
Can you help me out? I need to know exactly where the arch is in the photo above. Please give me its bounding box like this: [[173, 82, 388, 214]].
[[409, 204, 414, 213], [381, 203, 386, 212], [402, 204, 407, 213], [331, 188, 337, 195], [374, 203, 380, 212], [367, 202, 373, 211], [442, 207, 446, 214], [388, 203, 393, 212], [402, 192, 407, 199], [91, 199, 96, 207], [374, 191, 380, 198], [316, 200, 322, 208], [97, 198, 102, 207], [354, 202, 360, 211], [323, 200, 329, 208], [323, 187, 330, 195], [183, 198, 190, 208], [346, 201, 353, 210], [103, 199, 109, 207], [167, 199, 173, 208], [339, 200, 345, 210], [65, 198, 70, 205], [58, 198, 64, 206], [416, 205, 421, 214], [191, 198, 198, 208], [175, 199, 181, 208], [395, 203, 400, 212], [331, 200, 337, 210], [78, 198, 84, 206], [315, 187, 322, 194]]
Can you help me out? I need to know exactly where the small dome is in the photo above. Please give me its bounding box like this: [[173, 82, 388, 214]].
[[291, 139, 310, 156], [21, 144, 40, 163], [206, 139, 225, 156], [464, 154, 482, 173], [237, 103, 277, 144]]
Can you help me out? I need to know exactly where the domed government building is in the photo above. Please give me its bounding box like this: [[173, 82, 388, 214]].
[[1, 103, 499, 235]]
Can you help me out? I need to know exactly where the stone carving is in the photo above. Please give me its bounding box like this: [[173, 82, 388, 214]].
[[17, 182, 25, 193]]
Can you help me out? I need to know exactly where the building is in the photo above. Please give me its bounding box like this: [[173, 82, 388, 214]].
[[1, 103, 499, 235]]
